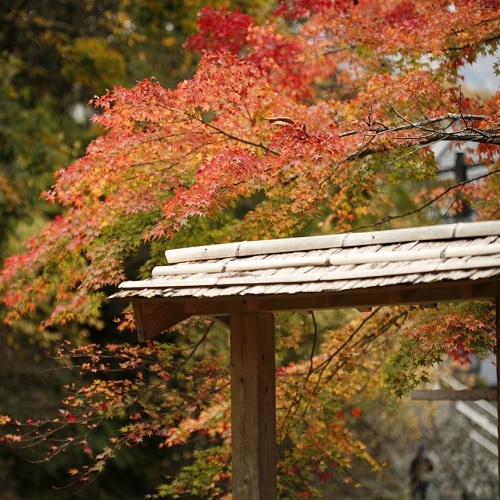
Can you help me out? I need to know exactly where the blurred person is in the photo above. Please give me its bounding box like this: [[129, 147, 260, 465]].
[[410, 443, 433, 499]]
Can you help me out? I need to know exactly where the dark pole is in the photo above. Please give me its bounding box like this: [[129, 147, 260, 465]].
[[496, 296, 500, 499]]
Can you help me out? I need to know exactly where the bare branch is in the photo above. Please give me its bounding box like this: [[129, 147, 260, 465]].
[[187, 112, 279, 155], [354, 168, 500, 231]]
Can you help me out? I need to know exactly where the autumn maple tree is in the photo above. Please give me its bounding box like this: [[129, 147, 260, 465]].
[[1, 0, 499, 497]]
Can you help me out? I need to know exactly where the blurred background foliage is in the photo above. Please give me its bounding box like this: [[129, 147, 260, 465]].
[[0, 1, 273, 497]]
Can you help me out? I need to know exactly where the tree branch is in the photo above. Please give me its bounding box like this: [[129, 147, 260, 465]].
[[354, 168, 500, 232], [187, 112, 279, 155]]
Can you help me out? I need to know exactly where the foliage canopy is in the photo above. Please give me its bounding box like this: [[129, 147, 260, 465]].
[[1, 0, 499, 497]]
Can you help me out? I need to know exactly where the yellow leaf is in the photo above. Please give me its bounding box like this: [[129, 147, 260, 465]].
[[0, 415, 11, 425]]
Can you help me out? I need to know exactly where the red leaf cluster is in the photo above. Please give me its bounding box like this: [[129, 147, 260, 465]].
[[185, 7, 254, 54]]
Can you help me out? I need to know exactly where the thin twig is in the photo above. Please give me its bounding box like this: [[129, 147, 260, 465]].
[[354, 168, 500, 231]]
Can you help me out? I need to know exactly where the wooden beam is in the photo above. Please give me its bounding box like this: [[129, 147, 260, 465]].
[[230, 312, 277, 500], [213, 315, 230, 328], [128, 279, 500, 340], [177, 278, 500, 317], [411, 389, 497, 401], [132, 301, 189, 341]]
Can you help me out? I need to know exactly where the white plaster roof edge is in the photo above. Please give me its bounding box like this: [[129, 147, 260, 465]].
[[164, 221, 500, 264], [152, 243, 500, 276], [120, 256, 500, 290]]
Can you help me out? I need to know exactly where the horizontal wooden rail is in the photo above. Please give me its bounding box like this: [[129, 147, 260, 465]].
[[411, 389, 497, 401]]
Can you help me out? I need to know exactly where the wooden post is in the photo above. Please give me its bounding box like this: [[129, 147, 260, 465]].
[[230, 312, 277, 500]]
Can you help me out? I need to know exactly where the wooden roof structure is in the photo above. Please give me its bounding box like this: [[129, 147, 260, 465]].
[[115, 221, 500, 340], [112, 221, 500, 499]]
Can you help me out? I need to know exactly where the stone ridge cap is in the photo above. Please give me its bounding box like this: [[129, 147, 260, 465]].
[[164, 221, 500, 265]]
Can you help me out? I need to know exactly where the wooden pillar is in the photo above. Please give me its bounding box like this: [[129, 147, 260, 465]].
[[230, 312, 277, 500]]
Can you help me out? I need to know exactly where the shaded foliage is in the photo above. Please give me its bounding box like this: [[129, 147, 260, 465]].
[[0, 0, 499, 497]]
